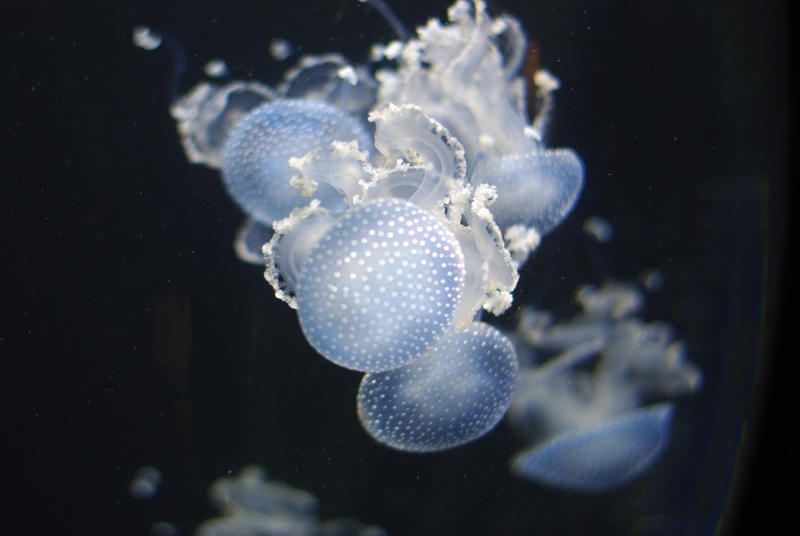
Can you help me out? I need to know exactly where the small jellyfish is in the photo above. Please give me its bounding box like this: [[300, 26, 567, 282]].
[[296, 198, 465, 372], [204, 59, 229, 78], [269, 38, 293, 61], [357, 321, 518, 452], [640, 269, 665, 292], [221, 99, 372, 225], [583, 215, 614, 243], [129, 466, 162, 499], [208, 465, 318, 517], [510, 404, 674, 492], [196, 466, 385, 536], [132, 26, 162, 51]]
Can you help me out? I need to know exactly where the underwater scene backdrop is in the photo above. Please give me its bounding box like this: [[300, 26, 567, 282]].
[[5, 0, 788, 534]]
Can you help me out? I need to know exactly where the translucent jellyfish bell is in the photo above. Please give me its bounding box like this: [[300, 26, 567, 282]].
[[280, 54, 377, 118], [510, 404, 674, 492], [483, 148, 585, 233], [221, 99, 373, 225], [296, 198, 465, 372], [357, 321, 518, 452], [170, 81, 275, 169], [208, 466, 318, 517]]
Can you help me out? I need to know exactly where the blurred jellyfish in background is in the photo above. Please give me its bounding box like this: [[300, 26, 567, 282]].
[[134, 0, 703, 499], [269, 38, 293, 62], [129, 466, 163, 500], [197, 466, 386, 536], [506, 271, 703, 491]]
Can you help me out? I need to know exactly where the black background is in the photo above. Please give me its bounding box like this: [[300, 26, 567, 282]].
[[4, 0, 790, 534]]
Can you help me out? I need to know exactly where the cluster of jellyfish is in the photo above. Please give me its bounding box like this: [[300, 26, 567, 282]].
[[136, 0, 702, 495]]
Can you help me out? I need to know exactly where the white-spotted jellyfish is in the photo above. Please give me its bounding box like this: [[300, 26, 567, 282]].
[[296, 198, 465, 372], [137, 0, 692, 461], [357, 321, 518, 451], [510, 404, 675, 492], [222, 99, 372, 226]]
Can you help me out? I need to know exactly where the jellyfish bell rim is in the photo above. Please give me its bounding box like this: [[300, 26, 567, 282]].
[[509, 403, 675, 492]]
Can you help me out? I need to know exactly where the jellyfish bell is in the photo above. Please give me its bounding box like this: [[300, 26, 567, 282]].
[[507, 278, 703, 487], [509, 404, 675, 492], [170, 81, 276, 169], [482, 148, 585, 234], [293, 198, 466, 372], [221, 99, 373, 226], [279, 53, 377, 119], [357, 321, 518, 452]]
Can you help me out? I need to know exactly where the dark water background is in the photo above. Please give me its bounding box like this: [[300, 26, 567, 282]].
[[4, 0, 790, 534]]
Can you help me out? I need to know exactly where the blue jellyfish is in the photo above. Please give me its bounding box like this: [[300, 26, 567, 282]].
[[197, 466, 386, 536], [295, 198, 465, 372], [357, 321, 518, 451], [222, 100, 372, 226], [510, 404, 675, 492]]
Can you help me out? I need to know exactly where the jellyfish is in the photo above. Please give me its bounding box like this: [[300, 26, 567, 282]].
[[506, 280, 703, 491], [137, 0, 587, 452], [208, 465, 318, 517], [294, 198, 465, 373], [357, 321, 518, 451], [197, 466, 386, 536], [510, 404, 675, 492], [221, 99, 372, 226], [128, 466, 162, 500]]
